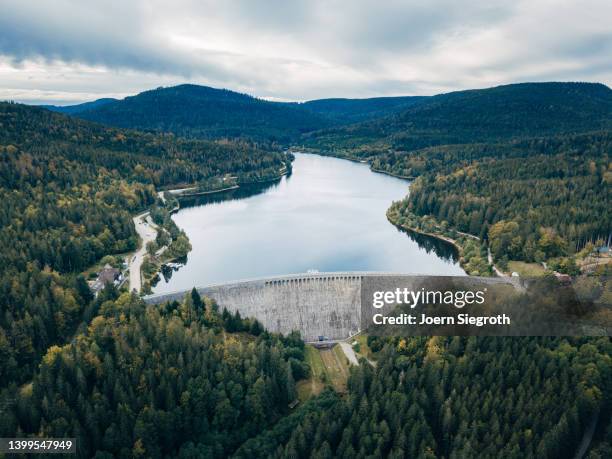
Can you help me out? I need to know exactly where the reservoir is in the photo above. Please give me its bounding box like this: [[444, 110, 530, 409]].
[[152, 153, 464, 293]]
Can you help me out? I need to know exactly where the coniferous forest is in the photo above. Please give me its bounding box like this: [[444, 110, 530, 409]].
[[0, 101, 287, 385], [382, 132, 611, 272], [0, 79, 610, 459], [3, 291, 610, 458], [304, 82, 612, 273]]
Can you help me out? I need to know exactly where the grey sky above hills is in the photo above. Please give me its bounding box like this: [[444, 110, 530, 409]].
[[1, 0, 611, 105]]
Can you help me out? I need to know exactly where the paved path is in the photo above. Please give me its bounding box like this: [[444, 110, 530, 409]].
[[128, 213, 158, 293], [488, 248, 507, 277], [339, 342, 359, 365], [573, 411, 599, 459]]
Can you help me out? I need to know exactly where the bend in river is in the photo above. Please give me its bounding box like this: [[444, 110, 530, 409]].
[[152, 153, 464, 293]]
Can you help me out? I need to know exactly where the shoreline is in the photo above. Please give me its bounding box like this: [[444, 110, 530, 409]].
[[386, 210, 505, 277], [134, 168, 290, 293], [162, 168, 289, 199], [297, 149, 415, 181], [370, 167, 415, 180], [386, 213, 463, 255], [171, 184, 239, 198]]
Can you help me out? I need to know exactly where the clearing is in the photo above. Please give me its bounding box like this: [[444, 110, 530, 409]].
[[297, 344, 351, 399], [296, 345, 326, 402], [507, 261, 547, 277]]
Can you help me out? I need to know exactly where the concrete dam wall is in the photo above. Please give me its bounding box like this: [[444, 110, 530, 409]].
[[144, 272, 523, 341], [144, 273, 363, 341]]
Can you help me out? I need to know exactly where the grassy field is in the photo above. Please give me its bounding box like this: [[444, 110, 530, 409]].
[[507, 261, 547, 277], [320, 345, 350, 393], [297, 344, 351, 400], [296, 345, 326, 402]]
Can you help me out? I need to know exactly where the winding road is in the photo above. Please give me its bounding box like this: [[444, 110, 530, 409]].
[[573, 411, 599, 459], [128, 212, 158, 293], [339, 342, 359, 365], [488, 248, 507, 277]]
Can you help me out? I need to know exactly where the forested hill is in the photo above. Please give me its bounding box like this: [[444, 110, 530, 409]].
[[70, 84, 330, 143], [236, 336, 610, 459], [44, 87, 427, 142], [1, 102, 288, 187], [43, 97, 117, 115], [305, 82, 612, 151], [298, 95, 426, 123], [0, 101, 288, 386], [46, 82, 611, 148]]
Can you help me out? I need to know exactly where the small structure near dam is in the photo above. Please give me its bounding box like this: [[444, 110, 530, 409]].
[[144, 272, 521, 342]]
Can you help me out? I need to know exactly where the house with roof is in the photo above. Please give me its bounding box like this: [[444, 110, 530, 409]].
[[90, 264, 123, 296]]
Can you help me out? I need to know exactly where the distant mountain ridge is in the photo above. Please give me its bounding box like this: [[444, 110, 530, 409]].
[[298, 96, 426, 123], [66, 84, 329, 143], [306, 81, 612, 151], [40, 81, 611, 147], [42, 97, 117, 115]]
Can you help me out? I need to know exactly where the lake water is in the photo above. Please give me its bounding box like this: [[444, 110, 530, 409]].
[[152, 153, 464, 293]]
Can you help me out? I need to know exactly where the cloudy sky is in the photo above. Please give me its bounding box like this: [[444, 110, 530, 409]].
[[1, 0, 611, 105]]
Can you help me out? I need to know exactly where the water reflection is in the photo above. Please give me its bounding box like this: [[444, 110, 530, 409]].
[[152, 153, 464, 293], [178, 180, 282, 208], [397, 226, 459, 263]]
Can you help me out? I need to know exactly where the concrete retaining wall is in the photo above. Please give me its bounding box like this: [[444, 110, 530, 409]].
[[144, 273, 363, 341], [144, 272, 521, 341]]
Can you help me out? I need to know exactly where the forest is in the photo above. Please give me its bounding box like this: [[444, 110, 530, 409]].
[[302, 83, 611, 271], [68, 85, 329, 144], [0, 101, 288, 386], [238, 336, 611, 459], [1, 80, 610, 458], [381, 132, 611, 270], [3, 288, 610, 458], [3, 289, 309, 458], [304, 82, 612, 153]]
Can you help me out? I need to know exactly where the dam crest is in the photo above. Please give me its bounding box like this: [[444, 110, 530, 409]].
[[144, 272, 519, 342]]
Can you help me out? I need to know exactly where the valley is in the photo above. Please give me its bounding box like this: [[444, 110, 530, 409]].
[[0, 80, 609, 458]]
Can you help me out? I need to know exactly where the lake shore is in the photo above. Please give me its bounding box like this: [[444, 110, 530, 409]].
[[151, 153, 465, 293], [386, 208, 504, 277], [134, 167, 291, 293]]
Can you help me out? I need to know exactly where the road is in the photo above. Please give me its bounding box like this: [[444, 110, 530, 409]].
[[573, 411, 599, 459], [339, 342, 359, 365], [488, 248, 506, 277], [128, 212, 158, 293]]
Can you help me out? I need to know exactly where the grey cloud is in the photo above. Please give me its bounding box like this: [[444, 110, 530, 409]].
[[0, 0, 610, 104], [0, 1, 222, 77], [325, 0, 516, 53]]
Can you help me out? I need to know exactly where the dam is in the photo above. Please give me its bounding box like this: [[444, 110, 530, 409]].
[[144, 272, 521, 341]]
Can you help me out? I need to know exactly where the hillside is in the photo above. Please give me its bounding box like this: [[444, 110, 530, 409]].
[[384, 132, 611, 274], [44, 89, 427, 141], [0, 101, 288, 385], [299, 95, 426, 123], [42, 97, 117, 115], [72, 84, 330, 143], [306, 82, 612, 153]]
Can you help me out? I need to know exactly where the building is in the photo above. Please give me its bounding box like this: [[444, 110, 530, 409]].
[[90, 264, 123, 296], [554, 272, 572, 285]]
